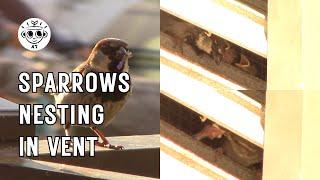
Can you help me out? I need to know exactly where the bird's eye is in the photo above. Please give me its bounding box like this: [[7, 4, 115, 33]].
[[36, 31, 42, 37], [27, 31, 33, 37]]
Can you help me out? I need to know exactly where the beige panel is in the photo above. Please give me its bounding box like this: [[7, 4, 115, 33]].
[[265, 0, 320, 179], [263, 91, 302, 179], [264, 0, 302, 179], [301, 1, 320, 90], [267, 0, 302, 90], [300, 1, 320, 178], [301, 91, 320, 179]]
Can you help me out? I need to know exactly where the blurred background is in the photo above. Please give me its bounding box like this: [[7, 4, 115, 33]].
[[0, 0, 159, 138]]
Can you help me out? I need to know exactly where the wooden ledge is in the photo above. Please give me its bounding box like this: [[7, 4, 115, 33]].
[[0, 135, 160, 179]]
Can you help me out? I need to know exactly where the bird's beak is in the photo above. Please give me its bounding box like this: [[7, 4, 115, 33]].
[[116, 48, 133, 70], [121, 47, 133, 59], [127, 50, 133, 59]]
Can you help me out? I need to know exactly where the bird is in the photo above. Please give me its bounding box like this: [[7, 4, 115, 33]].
[[235, 54, 258, 76], [193, 116, 225, 141], [208, 34, 240, 65], [52, 38, 133, 150]]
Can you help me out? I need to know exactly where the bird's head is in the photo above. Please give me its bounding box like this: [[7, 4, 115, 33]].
[[88, 38, 133, 72]]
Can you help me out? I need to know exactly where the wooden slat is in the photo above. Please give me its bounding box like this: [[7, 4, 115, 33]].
[[160, 50, 262, 115], [235, 0, 267, 15], [160, 120, 257, 179], [160, 32, 266, 96], [161, 0, 267, 57], [0, 158, 156, 180], [160, 61, 264, 147], [34, 135, 160, 178], [0, 135, 159, 179]]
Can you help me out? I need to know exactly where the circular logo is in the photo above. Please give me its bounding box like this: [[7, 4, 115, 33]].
[[18, 18, 51, 51]]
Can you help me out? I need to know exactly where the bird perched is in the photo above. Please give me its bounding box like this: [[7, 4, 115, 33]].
[[53, 38, 133, 150]]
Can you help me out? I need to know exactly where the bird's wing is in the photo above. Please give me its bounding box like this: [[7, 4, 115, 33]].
[[72, 60, 89, 74], [67, 60, 90, 89]]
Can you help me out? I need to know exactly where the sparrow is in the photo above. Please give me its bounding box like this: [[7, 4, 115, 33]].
[[235, 54, 258, 76], [161, 11, 260, 76], [183, 31, 242, 66], [208, 34, 240, 65], [194, 32, 213, 55], [194, 117, 262, 167], [53, 38, 133, 150], [193, 116, 225, 141], [209, 34, 260, 77]]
